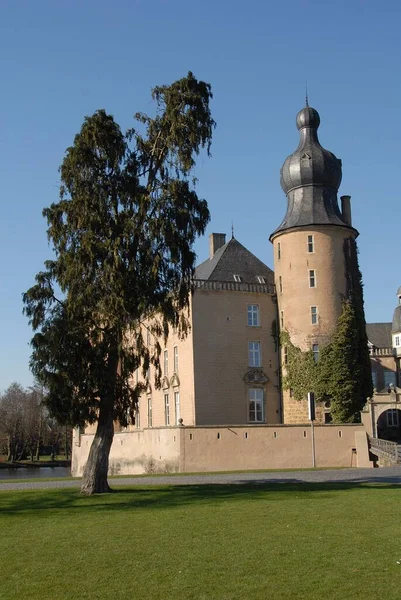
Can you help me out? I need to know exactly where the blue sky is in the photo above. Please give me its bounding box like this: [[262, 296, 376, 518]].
[[1, 0, 400, 390]]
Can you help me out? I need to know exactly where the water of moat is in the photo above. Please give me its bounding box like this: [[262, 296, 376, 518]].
[[0, 466, 71, 480]]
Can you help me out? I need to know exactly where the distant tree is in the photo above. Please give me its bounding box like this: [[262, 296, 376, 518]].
[[0, 383, 27, 461], [23, 72, 215, 494]]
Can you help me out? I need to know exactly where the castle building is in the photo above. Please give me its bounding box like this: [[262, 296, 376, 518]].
[[75, 104, 399, 476], [270, 105, 360, 424]]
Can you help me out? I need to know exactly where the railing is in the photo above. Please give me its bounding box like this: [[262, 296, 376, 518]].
[[194, 279, 275, 294], [369, 347, 393, 356], [368, 436, 400, 464]]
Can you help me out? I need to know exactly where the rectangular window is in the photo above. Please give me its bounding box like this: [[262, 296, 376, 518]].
[[280, 310, 284, 329], [309, 270, 316, 288], [311, 306, 318, 325], [279, 276, 283, 293], [384, 370, 397, 387], [247, 304, 260, 327], [308, 235, 314, 253], [174, 391, 180, 425], [248, 341, 261, 367], [174, 346, 178, 372], [283, 346, 288, 365], [164, 394, 170, 426], [371, 371, 377, 390], [277, 242, 281, 260], [396, 336, 400, 347], [148, 398, 152, 428], [164, 349, 168, 375], [387, 409, 399, 427], [312, 343, 319, 362], [248, 388, 264, 422], [135, 408, 140, 429]]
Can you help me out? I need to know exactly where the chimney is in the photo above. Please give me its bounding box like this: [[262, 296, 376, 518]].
[[209, 233, 226, 258], [340, 195, 352, 226]]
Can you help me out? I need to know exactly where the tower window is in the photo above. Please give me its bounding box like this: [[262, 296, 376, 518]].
[[247, 304, 260, 327], [309, 270, 316, 288], [307, 235, 314, 253], [280, 310, 284, 329], [248, 341, 261, 367], [312, 344, 319, 362], [279, 276, 283, 293], [311, 306, 318, 325], [277, 242, 281, 260]]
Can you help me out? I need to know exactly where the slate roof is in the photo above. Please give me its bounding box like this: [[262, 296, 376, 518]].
[[366, 323, 392, 349], [195, 237, 274, 285]]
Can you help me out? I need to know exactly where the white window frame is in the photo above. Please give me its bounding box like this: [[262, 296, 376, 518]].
[[148, 398, 152, 428], [395, 336, 400, 347], [387, 409, 399, 427], [173, 346, 178, 372], [309, 269, 316, 288], [163, 349, 168, 375], [248, 388, 264, 423], [307, 235, 314, 253], [164, 394, 170, 426], [248, 341, 261, 367], [311, 306, 318, 325], [247, 304, 260, 327], [174, 391, 180, 425]]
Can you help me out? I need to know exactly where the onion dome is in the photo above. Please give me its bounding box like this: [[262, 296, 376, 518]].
[[280, 107, 342, 195], [270, 106, 358, 240], [392, 287, 401, 333]]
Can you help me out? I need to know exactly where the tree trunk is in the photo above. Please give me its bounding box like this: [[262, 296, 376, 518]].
[[81, 402, 114, 495]]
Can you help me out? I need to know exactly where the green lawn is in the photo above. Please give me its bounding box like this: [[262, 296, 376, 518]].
[[1, 482, 400, 600]]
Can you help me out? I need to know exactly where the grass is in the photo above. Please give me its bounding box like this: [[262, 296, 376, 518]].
[[1, 482, 401, 600]]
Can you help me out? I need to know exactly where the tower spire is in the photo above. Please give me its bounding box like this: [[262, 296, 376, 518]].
[[231, 221, 235, 239]]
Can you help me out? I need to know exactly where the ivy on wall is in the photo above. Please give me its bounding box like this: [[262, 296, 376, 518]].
[[280, 237, 373, 423]]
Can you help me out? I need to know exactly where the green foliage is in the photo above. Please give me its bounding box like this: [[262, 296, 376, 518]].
[[23, 72, 215, 431], [281, 237, 373, 423], [280, 331, 318, 400]]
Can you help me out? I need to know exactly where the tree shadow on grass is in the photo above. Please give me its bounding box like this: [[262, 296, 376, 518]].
[[1, 479, 400, 517]]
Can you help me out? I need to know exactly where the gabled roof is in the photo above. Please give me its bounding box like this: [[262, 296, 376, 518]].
[[195, 237, 274, 285], [366, 323, 392, 349]]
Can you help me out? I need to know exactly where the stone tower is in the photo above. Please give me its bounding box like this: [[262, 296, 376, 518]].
[[270, 106, 359, 424]]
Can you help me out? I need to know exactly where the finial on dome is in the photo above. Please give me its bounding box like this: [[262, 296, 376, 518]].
[[305, 81, 309, 107]]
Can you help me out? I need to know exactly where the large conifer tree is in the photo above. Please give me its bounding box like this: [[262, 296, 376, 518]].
[[23, 72, 215, 494]]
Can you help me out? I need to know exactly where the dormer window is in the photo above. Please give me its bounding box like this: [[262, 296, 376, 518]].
[[233, 274, 242, 282], [256, 276, 266, 284]]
